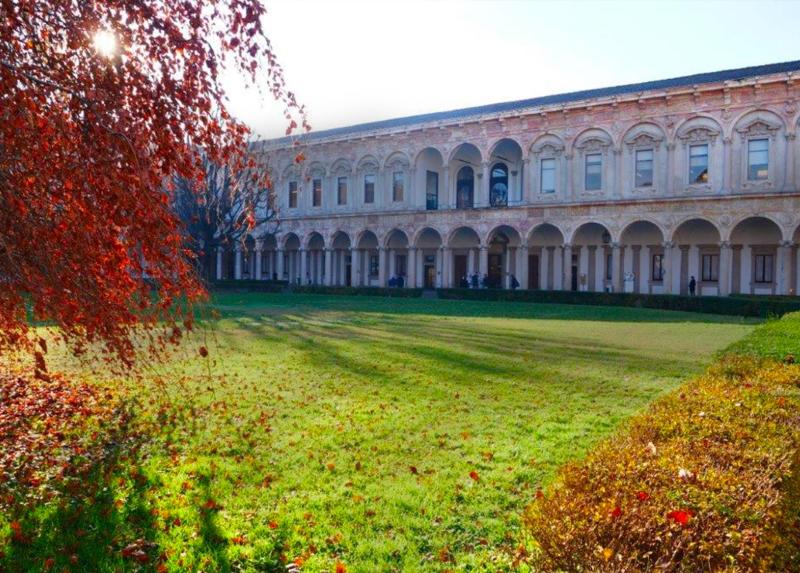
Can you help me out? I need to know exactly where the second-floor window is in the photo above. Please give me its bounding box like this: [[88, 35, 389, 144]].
[[689, 144, 709, 184], [369, 254, 379, 276], [635, 149, 653, 187], [585, 154, 602, 191], [540, 158, 555, 193], [288, 181, 298, 209], [701, 254, 719, 282], [490, 163, 509, 207], [312, 178, 322, 207], [652, 254, 664, 281], [426, 170, 438, 210], [754, 254, 774, 283], [748, 139, 769, 181], [363, 174, 375, 204], [392, 171, 404, 202], [337, 176, 347, 205]]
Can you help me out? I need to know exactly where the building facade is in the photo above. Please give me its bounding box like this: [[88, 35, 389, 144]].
[[221, 61, 800, 297]]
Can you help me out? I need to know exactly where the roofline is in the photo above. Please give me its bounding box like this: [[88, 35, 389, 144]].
[[259, 59, 800, 149]]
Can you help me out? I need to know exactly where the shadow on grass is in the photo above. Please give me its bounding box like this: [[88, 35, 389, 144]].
[[211, 292, 758, 326], [1, 413, 163, 572]]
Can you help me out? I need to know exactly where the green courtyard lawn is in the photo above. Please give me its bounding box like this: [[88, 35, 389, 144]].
[[17, 295, 757, 572]]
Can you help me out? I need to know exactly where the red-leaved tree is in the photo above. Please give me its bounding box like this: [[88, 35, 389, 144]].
[[0, 0, 308, 367]]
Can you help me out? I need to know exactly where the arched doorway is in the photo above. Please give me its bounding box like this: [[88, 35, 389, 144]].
[[456, 166, 474, 209], [330, 231, 352, 286], [486, 225, 522, 288], [448, 227, 481, 287], [489, 163, 508, 207], [306, 232, 326, 285], [355, 230, 379, 286], [571, 222, 613, 292], [527, 224, 565, 290], [416, 148, 444, 211], [283, 233, 301, 284], [488, 139, 523, 205], [620, 221, 665, 294], [671, 219, 721, 295], [385, 229, 410, 287], [260, 234, 278, 280], [414, 227, 443, 288], [730, 217, 784, 295]]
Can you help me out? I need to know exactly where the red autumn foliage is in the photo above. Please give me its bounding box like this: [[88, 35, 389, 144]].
[[0, 0, 308, 366]]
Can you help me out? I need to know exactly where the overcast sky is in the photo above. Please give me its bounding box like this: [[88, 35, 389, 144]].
[[222, 0, 800, 139]]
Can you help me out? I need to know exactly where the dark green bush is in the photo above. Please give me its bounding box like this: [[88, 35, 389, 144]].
[[212, 280, 287, 292], [291, 285, 424, 298], [437, 288, 800, 318]]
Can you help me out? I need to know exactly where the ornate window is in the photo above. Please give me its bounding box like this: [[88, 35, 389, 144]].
[[754, 254, 774, 283], [363, 174, 375, 204], [747, 139, 769, 181], [456, 166, 474, 209], [312, 178, 322, 207], [426, 170, 438, 210], [701, 254, 719, 282], [689, 144, 709, 184], [540, 159, 556, 193], [635, 149, 654, 187], [288, 181, 298, 209], [337, 176, 347, 205], [489, 163, 508, 207], [585, 154, 602, 191], [651, 254, 664, 281], [392, 171, 404, 202]]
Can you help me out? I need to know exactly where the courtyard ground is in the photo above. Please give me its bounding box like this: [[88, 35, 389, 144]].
[[9, 295, 757, 572]]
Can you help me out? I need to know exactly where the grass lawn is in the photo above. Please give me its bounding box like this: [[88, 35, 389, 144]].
[[38, 295, 757, 572]]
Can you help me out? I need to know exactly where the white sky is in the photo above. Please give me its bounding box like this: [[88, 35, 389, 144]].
[[222, 0, 800, 139]]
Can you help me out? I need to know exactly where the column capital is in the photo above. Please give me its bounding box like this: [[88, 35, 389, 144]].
[[479, 244, 488, 251], [719, 240, 732, 249], [786, 132, 797, 141], [408, 246, 417, 252], [562, 243, 573, 250], [662, 241, 675, 249], [610, 242, 621, 250], [781, 240, 795, 248], [519, 244, 529, 251]]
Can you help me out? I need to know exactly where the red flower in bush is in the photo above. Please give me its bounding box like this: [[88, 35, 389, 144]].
[[610, 506, 622, 518], [636, 491, 650, 502], [667, 509, 692, 526]]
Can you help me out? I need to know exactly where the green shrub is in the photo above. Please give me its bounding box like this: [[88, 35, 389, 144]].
[[212, 279, 287, 292], [523, 356, 800, 571], [291, 285, 424, 298], [437, 288, 800, 318], [725, 311, 800, 360]]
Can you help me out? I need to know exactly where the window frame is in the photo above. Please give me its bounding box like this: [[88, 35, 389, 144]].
[[425, 170, 439, 211], [392, 171, 404, 203], [585, 153, 603, 191], [540, 158, 556, 194], [688, 143, 709, 185], [337, 176, 348, 206], [288, 180, 298, 209], [489, 162, 509, 207], [363, 173, 375, 204], [753, 253, 774, 284], [651, 253, 664, 282], [456, 165, 474, 209], [747, 138, 769, 182], [312, 178, 322, 207], [701, 253, 719, 282], [634, 148, 654, 188]]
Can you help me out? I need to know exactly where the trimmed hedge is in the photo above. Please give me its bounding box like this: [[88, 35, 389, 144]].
[[212, 280, 288, 292], [291, 285, 424, 298], [523, 312, 800, 571], [437, 288, 800, 318]]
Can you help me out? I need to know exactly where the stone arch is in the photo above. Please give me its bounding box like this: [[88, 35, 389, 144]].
[[728, 214, 785, 242], [568, 221, 613, 245], [356, 154, 380, 172], [485, 224, 522, 247], [670, 217, 721, 244], [355, 229, 379, 249], [330, 230, 352, 249], [619, 219, 666, 244], [483, 224, 523, 289], [384, 228, 410, 249], [382, 151, 411, 171], [447, 226, 481, 248], [304, 231, 325, 250], [488, 137, 524, 160], [623, 121, 666, 147], [488, 139, 524, 206], [526, 223, 567, 290], [530, 133, 566, 155], [674, 115, 723, 142], [447, 142, 483, 165], [729, 216, 785, 295], [306, 161, 327, 178], [413, 146, 445, 168], [413, 226, 443, 248], [330, 158, 353, 176], [414, 148, 445, 208], [281, 232, 301, 250], [730, 108, 786, 140], [572, 127, 615, 153]]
